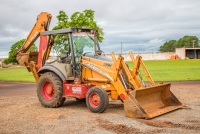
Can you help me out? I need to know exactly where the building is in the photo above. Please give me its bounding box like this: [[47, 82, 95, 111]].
[[176, 48, 200, 59]]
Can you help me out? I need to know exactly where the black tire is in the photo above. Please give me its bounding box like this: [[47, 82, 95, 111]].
[[37, 72, 64, 108], [86, 87, 109, 113]]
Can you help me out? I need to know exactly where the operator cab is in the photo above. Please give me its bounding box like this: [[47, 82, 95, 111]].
[[41, 28, 103, 80]]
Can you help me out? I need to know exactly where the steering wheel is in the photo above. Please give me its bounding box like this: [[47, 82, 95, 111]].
[[83, 51, 92, 56]]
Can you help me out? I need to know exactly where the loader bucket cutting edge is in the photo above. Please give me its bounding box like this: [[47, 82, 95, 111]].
[[124, 83, 183, 119]]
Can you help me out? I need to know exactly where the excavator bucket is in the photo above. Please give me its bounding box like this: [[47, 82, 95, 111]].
[[16, 52, 38, 66], [16, 53, 29, 66], [124, 83, 183, 119]]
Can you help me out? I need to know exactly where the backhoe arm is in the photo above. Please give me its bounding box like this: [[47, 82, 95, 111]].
[[16, 12, 52, 66]]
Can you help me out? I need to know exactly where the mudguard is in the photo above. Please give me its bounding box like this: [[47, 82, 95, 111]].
[[38, 65, 66, 81]]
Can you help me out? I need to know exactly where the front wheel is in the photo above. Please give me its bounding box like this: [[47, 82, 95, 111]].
[[86, 87, 109, 113], [37, 72, 64, 108]]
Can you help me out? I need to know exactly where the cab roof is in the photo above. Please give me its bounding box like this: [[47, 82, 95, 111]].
[[41, 28, 96, 36]]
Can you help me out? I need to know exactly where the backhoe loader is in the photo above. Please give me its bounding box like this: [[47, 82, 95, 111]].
[[16, 12, 183, 119]]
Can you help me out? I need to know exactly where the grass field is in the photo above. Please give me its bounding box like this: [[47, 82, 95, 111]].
[[127, 59, 200, 82], [0, 59, 200, 82], [0, 66, 35, 82]]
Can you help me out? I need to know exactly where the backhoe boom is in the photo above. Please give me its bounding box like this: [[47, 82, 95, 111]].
[[16, 12, 52, 66]]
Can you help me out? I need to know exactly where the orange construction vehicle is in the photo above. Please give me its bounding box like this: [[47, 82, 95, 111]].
[[16, 12, 183, 119]]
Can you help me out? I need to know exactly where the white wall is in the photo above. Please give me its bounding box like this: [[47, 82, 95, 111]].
[[175, 48, 185, 59], [105, 52, 175, 61]]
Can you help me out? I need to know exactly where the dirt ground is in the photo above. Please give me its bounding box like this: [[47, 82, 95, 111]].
[[0, 81, 200, 134]]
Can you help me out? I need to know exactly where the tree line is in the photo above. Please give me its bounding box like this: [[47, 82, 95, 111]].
[[159, 36, 199, 52]]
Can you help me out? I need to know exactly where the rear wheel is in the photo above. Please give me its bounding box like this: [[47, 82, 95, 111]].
[[86, 87, 109, 113], [37, 72, 64, 108]]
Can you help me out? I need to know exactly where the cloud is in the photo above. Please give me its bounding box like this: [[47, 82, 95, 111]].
[[149, 39, 165, 44], [0, 0, 200, 56]]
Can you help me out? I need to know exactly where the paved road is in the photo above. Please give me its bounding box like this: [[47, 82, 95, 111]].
[[0, 81, 199, 97], [0, 82, 36, 97]]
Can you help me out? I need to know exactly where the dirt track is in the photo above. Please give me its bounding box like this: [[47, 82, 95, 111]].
[[0, 81, 200, 133]]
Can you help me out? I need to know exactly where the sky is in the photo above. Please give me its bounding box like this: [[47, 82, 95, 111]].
[[0, 0, 200, 57]]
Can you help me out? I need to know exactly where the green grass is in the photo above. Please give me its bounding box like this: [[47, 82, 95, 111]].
[[126, 59, 200, 82], [0, 59, 200, 82], [0, 66, 35, 82]]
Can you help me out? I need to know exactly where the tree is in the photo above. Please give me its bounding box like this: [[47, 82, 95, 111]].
[[159, 36, 199, 52], [159, 40, 176, 52], [174, 36, 199, 48], [3, 39, 37, 64], [52, 9, 104, 54]]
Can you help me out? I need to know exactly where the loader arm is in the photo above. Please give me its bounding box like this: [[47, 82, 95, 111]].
[[113, 53, 183, 119]]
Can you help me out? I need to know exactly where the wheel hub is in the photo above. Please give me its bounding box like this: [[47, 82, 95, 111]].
[[89, 93, 100, 108], [42, 82, 54, 100], [46, 84, 53, 95]]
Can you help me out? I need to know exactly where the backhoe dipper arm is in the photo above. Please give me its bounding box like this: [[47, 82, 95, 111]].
[[16, 12, 52, 66]]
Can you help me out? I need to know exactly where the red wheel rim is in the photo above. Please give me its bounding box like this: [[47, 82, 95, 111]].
[[42, 81, 54, 100], [89, 93, 100, 108]]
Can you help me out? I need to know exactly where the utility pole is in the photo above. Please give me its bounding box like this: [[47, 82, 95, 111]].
[[121, 42, 122, 54], [192, 40, 196, 48]]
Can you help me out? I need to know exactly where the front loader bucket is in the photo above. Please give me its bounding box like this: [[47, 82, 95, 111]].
[[124, 83, 183, 119]]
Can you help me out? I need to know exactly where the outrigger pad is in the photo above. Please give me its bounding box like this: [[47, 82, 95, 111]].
[[124, 83, 183, 119]]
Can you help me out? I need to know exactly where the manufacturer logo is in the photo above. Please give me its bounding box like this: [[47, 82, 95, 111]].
[[72, 87, 82, 94], [84, 62, 114, 82]]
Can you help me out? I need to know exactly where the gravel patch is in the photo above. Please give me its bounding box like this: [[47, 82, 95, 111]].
[[1, 81, 200, 133]]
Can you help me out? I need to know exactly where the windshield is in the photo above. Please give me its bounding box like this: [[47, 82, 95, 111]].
[[72, 32, 99, 62]]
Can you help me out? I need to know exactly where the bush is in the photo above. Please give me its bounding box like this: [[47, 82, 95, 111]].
[[3, 58, 10, 65]]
